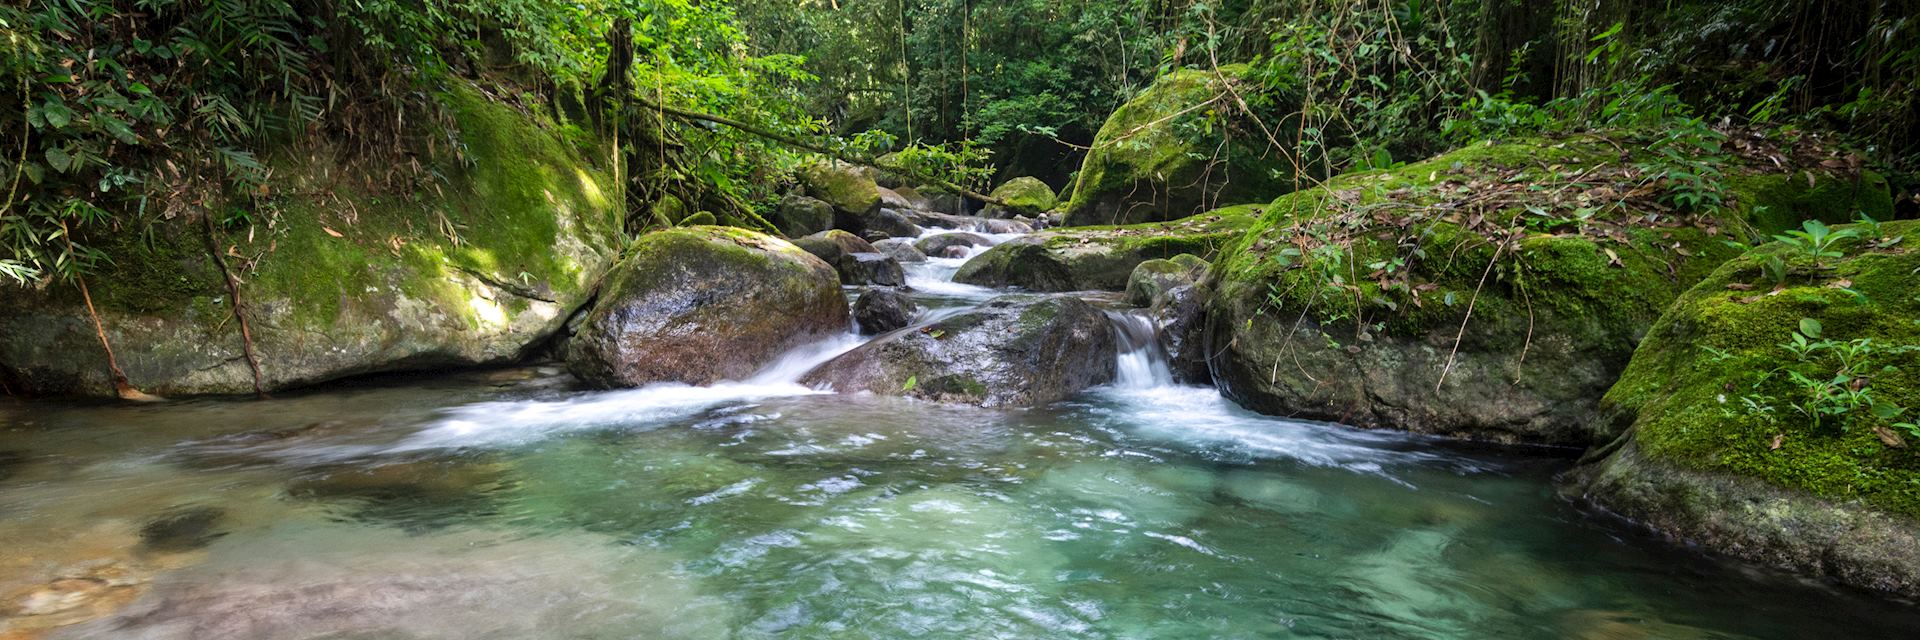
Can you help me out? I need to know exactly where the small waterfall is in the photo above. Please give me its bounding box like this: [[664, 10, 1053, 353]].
[[1106, 311, 1174, 389]]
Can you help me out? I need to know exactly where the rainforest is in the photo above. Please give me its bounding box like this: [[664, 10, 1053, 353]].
[[3, 1, 1919, 638]]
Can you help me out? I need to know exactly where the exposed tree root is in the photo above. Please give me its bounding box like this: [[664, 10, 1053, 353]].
[[59, 221, 158, 402]]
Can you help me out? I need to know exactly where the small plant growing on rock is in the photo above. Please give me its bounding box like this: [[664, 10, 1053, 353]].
[[1772, 220, 1861, 269]]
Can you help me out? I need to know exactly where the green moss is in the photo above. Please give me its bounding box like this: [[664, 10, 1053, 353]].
[[242, 82, 621, 328], [87, 223, 224, 315], [1608, 221, 1920, 516], [799, 162, 881, 214], [1063, 65, 1299, 226], [988, 176, 1057, 214], [1728, 170, 1893, 234]]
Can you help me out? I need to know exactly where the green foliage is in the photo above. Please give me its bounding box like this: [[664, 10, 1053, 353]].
[[1772, 220, 1863, 269]]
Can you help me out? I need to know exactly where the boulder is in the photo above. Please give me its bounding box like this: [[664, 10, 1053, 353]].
[[1569, 220, 1920, 598], [0, 86, 624, 397], [800, 294, 1118, 407], [792, 231, 903, 286], [932, 246, 972, 259], [863, 207, 921, 238], [888, 185, 935, 210], [773, 194, 835, 238], [565, 227, 847, 388], [853, 289, 920, 334], [954, 204, 1258, 292], [914, 232, 991, 256], [834, 252, 906, 287], [872, 238, 927, 263], [797, 161, 881, 221], [792, 230, 876, 264], [1125, 254, 1209, 308], [982, 177, 1057, 218], [1062, 65, 1301, 227], [1206, 136, 1896, 445]]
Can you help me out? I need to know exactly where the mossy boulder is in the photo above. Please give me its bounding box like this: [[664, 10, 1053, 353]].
[[566, 226, 847, 388], [954, 204, 1260, 292], [982, 177, 1057, 218], [1126, 254, 1209, 308], [797, 161, 882, 222], [1569, 221, 1920, 596], [772, 195, 835, 238], [1207, 136, 1894, 445], [800, 294, 1118, 407], [1062, 65, 1300, 227], [0, 84, 624, 397]]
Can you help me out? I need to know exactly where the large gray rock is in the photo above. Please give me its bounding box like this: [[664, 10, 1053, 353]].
[[834, 252, 905, 287], [773, 194, 835, 238], [793, 231, 902, 286], [872, 238, 926, 263], [914, 232, 990, 255], [800, 294, 1118, 407], [863, 208, 921, 239], [566, 227, 847, 388], [0, 93, 622, 398]]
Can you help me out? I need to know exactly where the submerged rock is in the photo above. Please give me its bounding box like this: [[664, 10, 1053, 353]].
[[1063, 65, 1301, 227], [1570, 220, 1920, 597], [566, 226, 846, 387], [954, 205, 1257, 292], [853, 289, 919, 334], [800, 294, 1117, 407], [1207, 136, 1895, 445]]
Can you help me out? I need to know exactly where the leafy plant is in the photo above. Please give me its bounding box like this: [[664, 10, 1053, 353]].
[[1772, 220, 1862, 269]]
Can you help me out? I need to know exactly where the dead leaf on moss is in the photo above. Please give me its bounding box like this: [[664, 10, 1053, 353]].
[[1873, 426, 1906, 449], [1770, 434, 1784, 450]]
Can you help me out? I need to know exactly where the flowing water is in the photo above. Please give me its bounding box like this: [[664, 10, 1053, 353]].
[[4, 223, 1919, 639]]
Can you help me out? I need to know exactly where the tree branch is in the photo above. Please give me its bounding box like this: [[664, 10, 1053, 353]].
[[626, 94, 1015, 209]]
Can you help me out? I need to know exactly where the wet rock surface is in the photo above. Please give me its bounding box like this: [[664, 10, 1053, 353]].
[[566, 227, 847, 388], [853, 289, 919, 334], [801, 294, 1118, 407]]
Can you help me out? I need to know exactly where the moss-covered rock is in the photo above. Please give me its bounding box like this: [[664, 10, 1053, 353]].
[[800, 294, 1117, 407], [0, 83, 624, 397], [982, 176, 1057, 218], [1207, 136, 1893, 445], [798, 161, 881, 221], [566, 226, 848, 387], [1126, 254, 1209, 308], [1568, 221, 1920, 596], [954, 204, 1260, 292], [772, 195, 835, 238], [1062, 65, 1300, 227]]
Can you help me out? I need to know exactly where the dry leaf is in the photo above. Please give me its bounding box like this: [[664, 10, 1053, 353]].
[[1603, 248, 1623, 267], [1873, 426, 1906, 449], [322, 227, 344, 238], [1769, 434, 1784, 450], [1827, 279, 1854, 289], [1726, 283, 1754, 291]]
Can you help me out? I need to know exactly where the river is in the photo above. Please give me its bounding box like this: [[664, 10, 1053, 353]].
[[1, 219, 1916, 639]]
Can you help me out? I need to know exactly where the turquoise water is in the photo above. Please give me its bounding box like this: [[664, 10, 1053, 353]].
[[4, 367, 1918, 639]]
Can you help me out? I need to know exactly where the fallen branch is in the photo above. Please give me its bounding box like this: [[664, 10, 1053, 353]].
[[627, 94, 1016, 209], [201, 216, 270, 399]]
